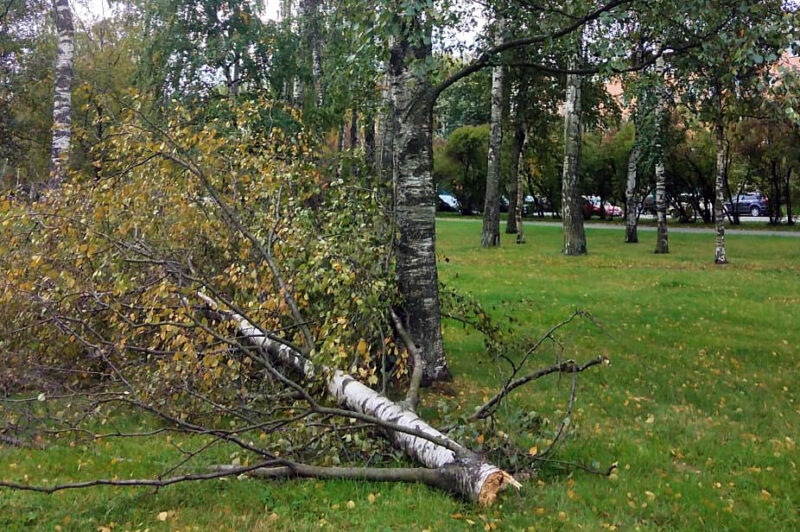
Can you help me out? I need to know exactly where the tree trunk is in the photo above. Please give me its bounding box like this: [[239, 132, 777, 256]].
[[49, 0, 74, 187], [308, 0, 323, 108], [512, 130, 527, 244], [377, 78, 394, 184], [505, 123, 524, 235], [350, 107, 359, 149], [625, 143, 640, 243], [769, 160, 781, 225], [786, 168, 794, 225], [561, 40, 586, 256], [713, 120, 727, 264], [481, 51, 504, 248], [280, 0, 291, 20], [653, 54, 669, 254], [364, 113, 376, 168], [390, 20, 450, 383], [200, 294, 517, 504]]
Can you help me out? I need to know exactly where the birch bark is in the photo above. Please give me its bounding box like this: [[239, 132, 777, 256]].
[[49, 0, 74, 186], [624, 143, 641, 243], [481, 38, 505, 248], [714, 119, 728, 264], [653, 54, 669, 254], [198, 294, 517, 504], [390, 17, 449, 383], [561, 39, 586, 256]]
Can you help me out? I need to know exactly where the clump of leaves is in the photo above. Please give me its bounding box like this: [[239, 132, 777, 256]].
[[0, 95, 398, 414]]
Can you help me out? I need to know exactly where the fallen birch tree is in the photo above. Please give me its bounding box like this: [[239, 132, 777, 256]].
[[0, 102, 610, 507], [196, 292, 520, 504]]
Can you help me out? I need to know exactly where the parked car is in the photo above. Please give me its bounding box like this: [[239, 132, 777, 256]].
[[583, 196, 622, 218], [499, 195, 510, 213], [724, 192, 768, 217], [437, 193, 460, 212], [522, 195, 553, 217]]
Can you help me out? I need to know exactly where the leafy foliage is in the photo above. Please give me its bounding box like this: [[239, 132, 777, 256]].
[[0, 96, 401, 403]]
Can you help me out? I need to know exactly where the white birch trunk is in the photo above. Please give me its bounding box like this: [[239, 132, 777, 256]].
[[389, 20, 449, 383], [653, 54, 669, 254], [561, 38, 586, 255], [197, 293, 518, 504], [714, 120, 728, 264], [310, 0, 323, 109], [625, 143, 640, 243], [49, 0, 74, 186], [481, 24, 505, 248]]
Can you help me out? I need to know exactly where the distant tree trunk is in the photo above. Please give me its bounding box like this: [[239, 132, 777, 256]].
[[378, 78, 394, 183], [769, 160, 782, 225], [561, 39, 586, 256], [481, 36, 505, 248], [293, 0, 322, 108], [512, 130, 527, 244], [653, 54, 669, 254], [505, 123, 524, 235], [390, 18, 450, 383], [786, 168, 794, 225], [280, 0, 293, 102], [308, 0, 323, 108], [624, 143, 641, 243], [713, 119, 727, 264], [350, 108, 359, 149], [280, 0, 291, 20], [364, 113, 376, 168], [229, 59, 241, 99], [337, 122, 345, 153], [49, 0, 74, 187]]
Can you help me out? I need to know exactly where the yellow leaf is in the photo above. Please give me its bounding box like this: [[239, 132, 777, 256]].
[[528, 446, 538, 456], [356, 339, 369, 356], [476, 434, 484, 444]]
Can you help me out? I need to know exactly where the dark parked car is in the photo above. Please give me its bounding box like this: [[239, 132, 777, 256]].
[[724, 193, 768, 217], [522, 195, 553, 216]]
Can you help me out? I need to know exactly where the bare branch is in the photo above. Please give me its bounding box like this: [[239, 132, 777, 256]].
[[0, 461, 276, 494], [391, 309, 424, 411]]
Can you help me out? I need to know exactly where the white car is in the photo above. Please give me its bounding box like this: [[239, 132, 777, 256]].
[[437, 193, 460, 212]]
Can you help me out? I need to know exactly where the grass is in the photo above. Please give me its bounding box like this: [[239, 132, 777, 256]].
[[2, 221, 799, 531]]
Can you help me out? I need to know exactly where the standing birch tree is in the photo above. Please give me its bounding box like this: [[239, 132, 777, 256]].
[[481, 20, 505, 248], [653, 52, 669, 254], [49, 0, 74, 186], [561, 34, 587, 256]]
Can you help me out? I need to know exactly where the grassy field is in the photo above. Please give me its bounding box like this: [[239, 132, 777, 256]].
[[2, 221, 799, 531]]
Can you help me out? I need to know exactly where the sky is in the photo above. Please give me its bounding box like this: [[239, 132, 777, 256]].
[[75, 0, 281, 23], [72, 0, 483, 49]]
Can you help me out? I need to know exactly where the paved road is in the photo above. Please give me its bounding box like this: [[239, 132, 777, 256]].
[[438, 217, 800, 238]]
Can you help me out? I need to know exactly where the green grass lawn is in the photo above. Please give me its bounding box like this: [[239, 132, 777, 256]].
[[2, 221, 799, 531]]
